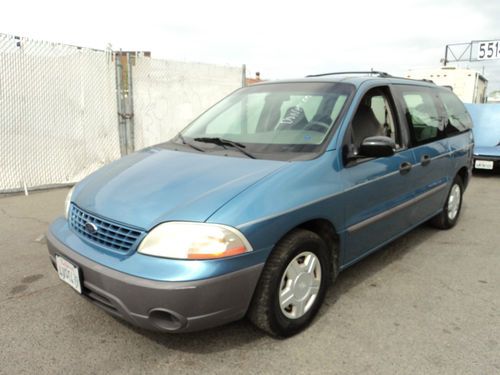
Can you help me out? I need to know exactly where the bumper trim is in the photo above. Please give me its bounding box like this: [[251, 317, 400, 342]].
[[47, 230, 264, 333]]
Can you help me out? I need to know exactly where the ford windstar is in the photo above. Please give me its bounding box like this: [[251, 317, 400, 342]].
[[47, 71, 473, 337]]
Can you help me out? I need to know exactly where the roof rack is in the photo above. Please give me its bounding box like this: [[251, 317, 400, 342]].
[[306, 71, 392, 78]]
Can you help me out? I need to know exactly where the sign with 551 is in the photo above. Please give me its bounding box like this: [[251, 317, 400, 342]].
[[477, 40, 500, 60]]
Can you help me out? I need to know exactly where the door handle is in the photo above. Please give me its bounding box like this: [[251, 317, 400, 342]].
[[399, 161, 412, 175], [421, 154, 431, 166]]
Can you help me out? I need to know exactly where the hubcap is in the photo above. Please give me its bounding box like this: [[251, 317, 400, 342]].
[[279, 251, 322, 319], [447, 184, 461, 220]]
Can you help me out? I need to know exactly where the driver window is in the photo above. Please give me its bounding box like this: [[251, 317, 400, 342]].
[[350, 88, 400, 151]]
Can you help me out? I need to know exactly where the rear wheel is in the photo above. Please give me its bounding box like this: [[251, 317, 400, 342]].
[[248, 229, 330, 337], [430, 175, 463, 229]]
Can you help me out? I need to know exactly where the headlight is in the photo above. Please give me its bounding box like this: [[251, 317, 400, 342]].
[[138, 222, 253, 260], [64, 186, 75, 219]]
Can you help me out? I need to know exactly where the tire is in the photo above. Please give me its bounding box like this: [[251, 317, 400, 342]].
[[247, 229, 330, 337], [430, 175, 464, 229]]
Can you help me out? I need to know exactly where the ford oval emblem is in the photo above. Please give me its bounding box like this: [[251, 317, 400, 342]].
[[85, 222, 98, 234]]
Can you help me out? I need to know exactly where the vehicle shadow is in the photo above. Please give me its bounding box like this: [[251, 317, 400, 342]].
[[122, 223, 441, 353], [115, 311, 265, 352], [320, 224, 439, 316], [471, 168, 500, 177]]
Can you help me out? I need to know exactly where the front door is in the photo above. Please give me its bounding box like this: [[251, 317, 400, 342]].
[[340, 86, 419, 265]]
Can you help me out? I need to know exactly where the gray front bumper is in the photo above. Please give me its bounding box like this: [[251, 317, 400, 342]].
[[47, 231, 264, 333]]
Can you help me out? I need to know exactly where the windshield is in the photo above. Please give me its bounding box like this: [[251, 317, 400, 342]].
[[176, 82, 354, 161]]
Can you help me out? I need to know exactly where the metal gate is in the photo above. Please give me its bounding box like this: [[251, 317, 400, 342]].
[[0, 34, 121, 192]]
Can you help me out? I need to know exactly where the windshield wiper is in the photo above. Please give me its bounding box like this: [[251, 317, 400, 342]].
[[177, 134, 205, 152], [193, 137, 256, 159]]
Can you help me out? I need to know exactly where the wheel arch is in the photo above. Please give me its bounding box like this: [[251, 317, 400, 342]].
[[456, 166, 469, 189], [290, 218, 340, 282]]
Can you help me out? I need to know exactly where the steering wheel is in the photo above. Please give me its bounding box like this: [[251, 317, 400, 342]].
[[304, 121, 330, 133]]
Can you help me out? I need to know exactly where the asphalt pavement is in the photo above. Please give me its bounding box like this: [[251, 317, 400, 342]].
[[0, 173, 498, 374]]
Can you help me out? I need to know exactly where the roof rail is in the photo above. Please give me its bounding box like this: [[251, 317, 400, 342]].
[[306, 71, 392, 78]]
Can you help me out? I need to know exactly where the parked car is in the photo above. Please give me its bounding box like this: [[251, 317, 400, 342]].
[[47, 72, 473, 337], [465, 103, 500, 171]]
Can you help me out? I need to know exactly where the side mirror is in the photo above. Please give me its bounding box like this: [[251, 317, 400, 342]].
[[358, 136, 395, 157]]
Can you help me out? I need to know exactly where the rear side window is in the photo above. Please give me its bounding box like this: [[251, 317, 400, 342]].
[[397, 86, 444, 145], [438, 90, 473, 135]]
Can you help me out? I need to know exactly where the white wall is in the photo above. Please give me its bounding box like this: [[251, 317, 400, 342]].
[[132, 58, 243, 149]]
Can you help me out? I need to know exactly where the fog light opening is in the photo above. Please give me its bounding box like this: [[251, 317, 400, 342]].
[[149, 309, 186, 331]]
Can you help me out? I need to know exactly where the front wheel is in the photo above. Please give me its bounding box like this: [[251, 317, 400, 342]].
[[430, 175, 463, 229], [247, 229, 330, 337]]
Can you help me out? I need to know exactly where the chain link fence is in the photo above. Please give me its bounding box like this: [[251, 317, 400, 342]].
[[0, 34, 244, 193], [0, 34, 121, 193]]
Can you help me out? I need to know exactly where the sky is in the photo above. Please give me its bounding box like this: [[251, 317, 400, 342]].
[[2, 0, 500, 92]]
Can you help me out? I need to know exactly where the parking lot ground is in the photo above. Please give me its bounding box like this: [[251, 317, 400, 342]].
[[0, 174, 499, 375]]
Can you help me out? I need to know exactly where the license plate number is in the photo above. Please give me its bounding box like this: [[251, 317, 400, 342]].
[[56, 255, 82, 294], [475, 160, 494, 170]]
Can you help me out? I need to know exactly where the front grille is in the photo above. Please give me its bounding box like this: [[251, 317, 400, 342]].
[[68, 204, 143, 252]]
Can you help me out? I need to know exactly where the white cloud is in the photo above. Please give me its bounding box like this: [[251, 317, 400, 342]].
[[2, 0, 500, 89]]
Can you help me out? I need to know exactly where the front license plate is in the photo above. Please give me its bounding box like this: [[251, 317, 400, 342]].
[[56, 255, 82, 294], [475, 160, 494, 170]]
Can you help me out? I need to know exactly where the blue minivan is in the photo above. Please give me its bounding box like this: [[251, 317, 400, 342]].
[[47, 72, 473, 337]]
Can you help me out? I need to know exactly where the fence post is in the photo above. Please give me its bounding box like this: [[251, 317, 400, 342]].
[[115, 51, 135, 155], [126, 52, 136, 153]]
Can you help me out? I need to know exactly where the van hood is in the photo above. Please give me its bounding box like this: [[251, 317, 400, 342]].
[[474, 146, 500, 157], [73, 148, 286, 230]]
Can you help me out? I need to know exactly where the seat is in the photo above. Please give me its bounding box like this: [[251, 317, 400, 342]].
[[256, 108, 281, 132], [311, 113, 333, 125], [276, 106, 309, 130], [351, 104, 383, 148]]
